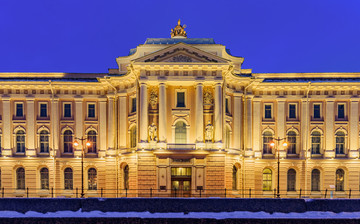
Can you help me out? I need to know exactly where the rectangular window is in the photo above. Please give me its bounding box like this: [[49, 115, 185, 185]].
[[225, 98, 230, 114], [64, 103, 71, 118], [176, 92, 185, 107], [131, 97, 136, 113], [88, 104, 95, 118], [338, 104, 345, 119], [40, 103, 47, 117], [289, 104, 296, 119], [264, 104, 272, 119], [313, 104, 321, 119], [16, 103, 23, 117]]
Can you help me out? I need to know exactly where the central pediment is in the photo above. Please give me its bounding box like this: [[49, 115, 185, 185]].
[[134, 43, 229, 63]]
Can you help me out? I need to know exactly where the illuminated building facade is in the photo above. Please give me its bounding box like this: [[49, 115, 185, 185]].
[[0, 21, 359, 198]]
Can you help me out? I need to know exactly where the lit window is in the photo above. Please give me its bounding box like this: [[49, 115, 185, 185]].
[[262, 131, 273, 154], [40, 104, 47, 117], [16, 167, 25, 190], [335, 131, 345, 154], [287, 131, 297, 154], [311, 169, 320, 191], [64, 103, 71, 118], [264, 104, 272, 119], [16, 130, 25, 153], [338, 104, 345, 119], [336, 169, 344, 191], [16, 103, 23, 117], [88, 104, 95, 118], [88, 168, 97, 190], [313, 104, 321, 119], [87, 130, 97, 153], [289, 104, 296, 119], [40, 167, 49, 190], [64, 168, 73, 190], [175, 121, 187, 143], [176, 92, 185, 107], [263, 168, 272, 191], [287, 169, 296, 191], [63, 130, 73, 153], [311, 131, 321, 154], [40, 130, 49, 153]]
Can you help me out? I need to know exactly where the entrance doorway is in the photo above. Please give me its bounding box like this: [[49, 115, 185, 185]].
[[171, 167, 191, 197]]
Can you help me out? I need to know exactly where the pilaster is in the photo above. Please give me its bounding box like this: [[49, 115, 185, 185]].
[[2, 96, 11, 156], [245, 95, 253, 155], [158, 83, 167, 142], [139, 83, 148, 143], [252, 98, 261, 157], [325, 98, 335, 158], [349, 98, 359, 158], [195, 83, 204, 142], [26, 96, 35, 156], [99, 98, 107, 157], [107, 95, 115, 153]]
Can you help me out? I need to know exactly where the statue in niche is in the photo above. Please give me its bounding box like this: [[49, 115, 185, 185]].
[[148, 123, 158, 142], [205, 121, 214, 142], [203, 88, 213, 105], [149, 88, 158, 108]]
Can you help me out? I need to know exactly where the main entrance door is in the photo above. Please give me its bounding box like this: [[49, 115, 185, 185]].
[[171, 167, 191, 197]]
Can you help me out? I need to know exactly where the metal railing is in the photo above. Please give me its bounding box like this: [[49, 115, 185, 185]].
[[0, 187, 358, 199]]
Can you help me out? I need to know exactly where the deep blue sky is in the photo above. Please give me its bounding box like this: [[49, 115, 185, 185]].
[[0, 0, 359, 73]]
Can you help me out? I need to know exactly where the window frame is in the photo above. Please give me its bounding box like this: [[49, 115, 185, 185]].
[[311, 169, 320, 192], [288, 103, 297, 119], [262, 168, 272, 191], [335, 131, 346, 155], [39, 130, 50, 153], [262, 131, 273, 154], [287, 169, 296, 192], [337, 103, 346, 120], [263, 103, 273, 120], [15, 102, 24, 118], [15, 130, 26, 153], [311, 131, 322, 155], [87, 102, 96, 119], [39, 102, 48, 118], [287, 131, 297, 155], [130, 96, 137, 113], [16, 167, 25, 190], [175, 89, 187, 108], [64, 167, 73, 190], [40, 167, 49, 190], [313, 103, 322, 120], [88, 168, 97, 190], [175, 121, 187, 144], [86, 130, 97, 153], [63, 102, 72, 118], [63, 130, 73, 154], [335, 169, 345, 192]]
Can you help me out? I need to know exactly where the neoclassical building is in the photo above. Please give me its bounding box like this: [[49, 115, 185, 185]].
[[0, 21, 360, 198]]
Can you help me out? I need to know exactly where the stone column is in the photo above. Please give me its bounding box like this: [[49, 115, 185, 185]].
[[99, 98, 107, 156], [245, 96, 253, 152], [118, 94, 127, 147], [349, 98, 359, 157], [214, 83, 222, 142], [26, 96, 35, 156], [51, 98, 59, 156], [325, 98, 335, 157], [2, 96, 11, 156], [233, 94, 242, 150], [195, 83, 204, 142], [159, 83, 167, 142], [252, 99, 261, 155], [107, 95, 115, 151], [139, 83, 148, 142]]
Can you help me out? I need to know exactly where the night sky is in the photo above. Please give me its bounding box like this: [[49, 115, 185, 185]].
[[0, 0, 359, 74]]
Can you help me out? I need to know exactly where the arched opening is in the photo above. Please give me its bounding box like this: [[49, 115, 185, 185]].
[[263, 168, 272, 191], [262, 131, 273, 154], [63, 130, 73, 153], [336, 169, 345, 191], [287, 169, 296, 191], [64, 167, 73, 190], [16, 167, 25, 190], [40, 167, 49, 190], [311, 169, 320, 191], [287, 131, 297, 154], [88, 168, 97, 190], [124, 165, 129, 190], [232, 165, 238, 190], [175, 121, 187, 144], [87, 130, 97, 153]]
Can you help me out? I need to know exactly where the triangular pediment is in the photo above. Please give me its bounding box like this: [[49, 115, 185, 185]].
[[134, 42, 229, 63]]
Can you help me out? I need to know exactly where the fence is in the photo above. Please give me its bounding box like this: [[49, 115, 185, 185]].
[[0, 187, 358, 198]]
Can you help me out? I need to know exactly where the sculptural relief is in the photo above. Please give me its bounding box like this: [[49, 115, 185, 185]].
[[149, 88, 158, 108], [203, 88, 213, 105], [148, 123, 158, 142], [205, 120, 214, 142]]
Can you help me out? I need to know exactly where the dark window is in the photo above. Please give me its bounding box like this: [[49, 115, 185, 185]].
[[287, 131, 297, 154], [336, 169, 344, 191], [263, 131, 273, 154], [40, 104, 47, 117], [225, 98, 230, 114], [289, 104, 296, 119], [88, 104, 95, 118], [311, 169, 320, 191], [40, 167, 49, 190], [64, 104, 71, 118], [16, 130, 25, 153], [313, 104, 321, 119], [87, 130, 97, 153], [16, 167, 25, 190], [131, 98, 136, 113], [287, 169, 296, 191], [263, 168, 272, 191], [335, 131, 345, 154], [16, 104, 23, 117], [232, 165, 238, 190], [176, 92, 185, 107], [88, 168, 97, 190], [40, 130, 49, 153], [338, 104, 345, 119], [124, 165, 129, 190], [264, 105, 272, 119], [311, 131, 321, 154], [64, 168, 73, 190], [63, 130, 73, 153]]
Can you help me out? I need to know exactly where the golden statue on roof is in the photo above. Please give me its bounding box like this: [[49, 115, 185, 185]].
[[171, 19, 187, 38]]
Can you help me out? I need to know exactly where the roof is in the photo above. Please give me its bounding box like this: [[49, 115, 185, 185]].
[[263, 78, 360, 83], [144, 38, 216, 45], [0, 77, 99, 82]]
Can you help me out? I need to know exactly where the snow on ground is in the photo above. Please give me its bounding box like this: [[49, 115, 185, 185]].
[[0, 210, 360, 219]]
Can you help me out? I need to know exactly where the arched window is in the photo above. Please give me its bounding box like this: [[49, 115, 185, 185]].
[[16, 130, 25, 153], [335, 131, 345, 155], [232, 165, 238, 190], [225, 126, 231, 149], [175, 121, 187, 144], [263, 168, 272, 191], [336, 169, 344, 191], [63, 130, 73, 153], [40, 167, 49, 190], [64, 168, 73, 190], [130, 126, 137, 148], [88, 168, 97, 190], [311, 169, 320, 191], [87, 130, 97, 153], [287, 131, 297, 154], [311, 131, 321, 154], [287, 169, 296, 191], [262, 131, 273, 154], [16, 167, 25, 190], [40, 130, 49, 153], [124, 165, 129, 190]]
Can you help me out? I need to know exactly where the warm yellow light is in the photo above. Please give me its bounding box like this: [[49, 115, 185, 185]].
[[73, 141, 79, 147], [86, 141, 91, 147], [270, 142, 275, 147], [282, 142, 288, 147]]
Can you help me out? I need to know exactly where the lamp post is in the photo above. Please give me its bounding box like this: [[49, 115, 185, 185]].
[[73, 137, 91, 198], [270, 137, 288, 198]]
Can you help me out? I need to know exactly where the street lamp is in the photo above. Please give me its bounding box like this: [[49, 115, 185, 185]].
[[270, 137, 288, 198], [73, 137, 91, 198]]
